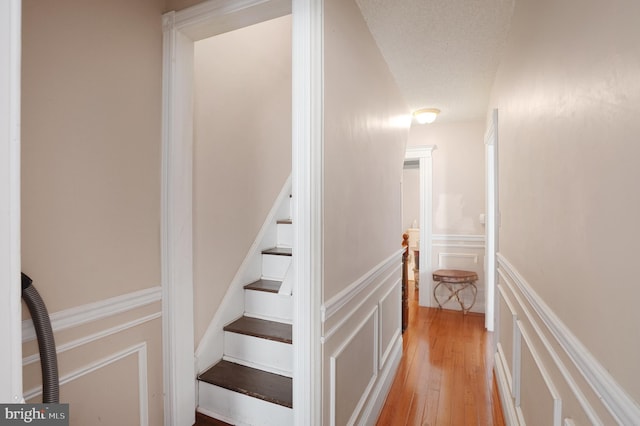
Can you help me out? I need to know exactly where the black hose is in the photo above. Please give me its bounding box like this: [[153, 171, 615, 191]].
[[21, 273, 59, 404]]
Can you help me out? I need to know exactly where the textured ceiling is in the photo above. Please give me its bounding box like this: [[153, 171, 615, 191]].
[[355, 0, 514, 123]]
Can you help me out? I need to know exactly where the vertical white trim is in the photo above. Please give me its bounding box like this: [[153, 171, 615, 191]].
[[292, 0, 323, 423], [484, 109, 498, 331], [161, 11, 196, 426], [0, 0, 22, 404], [163, 1, 308, 424], [405, 145, 436, 307]]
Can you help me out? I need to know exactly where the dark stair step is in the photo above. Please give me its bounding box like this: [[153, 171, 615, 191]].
[[199, 360, 292, 408], [194, 411, 233, 426], [243, 278, 282, 293], [224, 316, 292, 344], [262, 247, 292, 256], [277, 219, 292, 224]]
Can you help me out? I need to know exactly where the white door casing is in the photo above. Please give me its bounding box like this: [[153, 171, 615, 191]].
[[484, 109, 498, 332], [0, 0, 23, 404], [404, 145, 436, 308], [161, 0, 322, 424]]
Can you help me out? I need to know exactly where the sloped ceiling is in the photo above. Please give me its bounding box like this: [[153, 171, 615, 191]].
[[355, 0, 514, 123]]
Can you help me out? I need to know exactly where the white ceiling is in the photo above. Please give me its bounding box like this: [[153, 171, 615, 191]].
[[355, 0, 514, 123]]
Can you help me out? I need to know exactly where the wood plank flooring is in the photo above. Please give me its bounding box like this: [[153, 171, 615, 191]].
[[376, 281, 505, 426]]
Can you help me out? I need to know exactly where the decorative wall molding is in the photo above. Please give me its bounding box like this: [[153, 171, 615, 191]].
[[432, 234, 485, 243], [517, 320, 562, 426], [321, 249, 402, 323], [494, 349, 518, 426], [437, 252, 479, 266], [497, 253, 640, 424], [329, 307, 378, 426], [378, 283, 401, 368], [23, 312, 161, 366], [24, 342, 149, 426], [22, 286, 162, 343]]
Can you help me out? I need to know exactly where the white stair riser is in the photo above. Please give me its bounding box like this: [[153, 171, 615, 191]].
[[224, 332, 292, 377], [244, 290, 292, 323], [277, 223, 293, 248], [262, 254, 291, 280], [198, 382, 292, 426]]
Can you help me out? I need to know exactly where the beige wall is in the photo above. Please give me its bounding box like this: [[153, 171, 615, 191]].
[[321, 0, 410, 423], [402, 166, 420, 231], [323, 0, 410, 302], [193, 16, 292, 345], [408, 121, 485, 236], [491, 0, 640, 421], [21, 0, 165, 423]]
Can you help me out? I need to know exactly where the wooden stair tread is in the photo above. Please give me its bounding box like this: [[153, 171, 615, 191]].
[[194, 412, 233, 426], [243, 279, 281, 293], [224, 316, 292, 344], [199, 360, 292, 408], [277, 219, 292, 224], [261, 247, 292, 256]]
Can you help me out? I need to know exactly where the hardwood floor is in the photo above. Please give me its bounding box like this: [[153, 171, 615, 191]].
[[376, 281, 505, 426]]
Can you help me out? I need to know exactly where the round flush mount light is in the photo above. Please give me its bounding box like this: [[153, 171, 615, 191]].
[[413, 108, 440, 124]]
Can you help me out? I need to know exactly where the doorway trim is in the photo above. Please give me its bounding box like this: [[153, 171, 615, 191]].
[[404, 145, 436, 307], [484, 109, 498, 332], [0, 0, 23, 403], [161, 1, 319, 425]]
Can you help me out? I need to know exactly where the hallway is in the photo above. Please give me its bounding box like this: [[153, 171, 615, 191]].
[[376, 281, 505, 425]]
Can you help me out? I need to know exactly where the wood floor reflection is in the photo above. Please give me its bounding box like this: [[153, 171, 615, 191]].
[[376, 281, 505, 426]]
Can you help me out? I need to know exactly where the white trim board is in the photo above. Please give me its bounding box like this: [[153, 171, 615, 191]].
[[0, 0, 23, 403], [404, 145, 436, 307], [497, 253, 640, 424], [23, 312, 161, 366], [162, 0, 320, 424], [24, 342, 150, 426], [321, 249, 403, 323], [22, 286, 162, 343]]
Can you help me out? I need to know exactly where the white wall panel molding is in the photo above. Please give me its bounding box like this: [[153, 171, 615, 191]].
[[494, 349, 518, 426], [432, 234, 485, 243], [437, 252, 479, 266], [24, 342, 149, 426], [329, 307, 378, 426], [321, 249, 402, 322], [517, 321, 562, 426], [23, 312, 161, 366], [358, 334, 402, 425], [378, 282, 402, 368], [22, 286, 162, 343], [497, 284, 518, 398], [498, 254, 631, 424]]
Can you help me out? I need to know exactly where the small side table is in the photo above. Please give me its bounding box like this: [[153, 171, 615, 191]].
[[432, 269, 478, 314]]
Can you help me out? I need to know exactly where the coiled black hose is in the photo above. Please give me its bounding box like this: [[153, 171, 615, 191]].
[[21, 273, 59, 403]]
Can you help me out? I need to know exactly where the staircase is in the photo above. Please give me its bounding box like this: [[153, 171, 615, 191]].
[[197, 203, 294, 425]]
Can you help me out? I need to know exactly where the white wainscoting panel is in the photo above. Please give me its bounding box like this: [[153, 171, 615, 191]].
[[378, 280, 401, 368], [518, 321, 562, 426], [432, 236, 485, 313], [25, 343, 149, 426], [330, 308, 378, 426], [495, 254, 638, 425], [321, 252, 403, 426]]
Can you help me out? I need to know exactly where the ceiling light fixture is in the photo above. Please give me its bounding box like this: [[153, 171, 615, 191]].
[[413, 108, 440, 124]]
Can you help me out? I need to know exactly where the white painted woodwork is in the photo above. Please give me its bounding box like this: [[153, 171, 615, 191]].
[[321, 251, 403, 425], [223, 332, 292, 377], [277, 222, 293, 247], [404, 146, 436, 307], [278, 263, 294, 296], [0, 0, 22, 404], [162, 1, 299, 423], [262, 254, 292, 281], [484, 108, 498, 331], [198, 382, 293, 426], [244, 290, 293, 323], [494, 254, 640, 425]]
